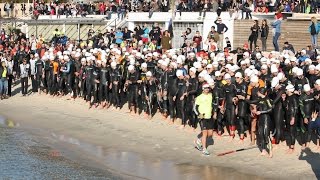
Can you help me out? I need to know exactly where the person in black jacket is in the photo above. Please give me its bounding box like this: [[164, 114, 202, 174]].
[[176, 0, 187, 17], [134, 25, 144, 41], [248, 20, 260, 51], [283, 41, 295, 54], [198, 1, 212, 19], [260, 19, 269, 51]]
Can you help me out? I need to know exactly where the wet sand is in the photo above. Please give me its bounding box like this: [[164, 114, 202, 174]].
[[0, 90, 319, 180]]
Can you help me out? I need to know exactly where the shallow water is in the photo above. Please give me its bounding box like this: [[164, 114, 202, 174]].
[[0, 117, 122, 179], [0, 116, 263, 180]]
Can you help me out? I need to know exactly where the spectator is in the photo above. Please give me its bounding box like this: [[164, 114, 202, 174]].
[[187, 0, 193, 11], [161, 30, 172, 53], [6, 56, 13, 97], [21, 3, 26, 16], [271, 13, 282, 52], [225, 37, 232, 50], [115, 28, 124, 45], [241, 0, 252, 19], [4, 2, 10, 17], [176, 0, 188, 18], [207, 26, 220, 45], [123, 27, 133, 41], [161, 0, 169, 12], [19, 58, 29, 96], [0, 60, 8, 100], [182, 28, 193, 43], [283, 41, 295, 54], [193, 31, 203, 52], [214, 17, 229, 51], [260, 19, 269, 51], [208, 38, 218, 52], [308, 17, 320, 49], [142, 24, 150, 43], [248, 20, 260, 51], [284, 1, 292, 12], [212, 0, 219, 12], [198, 0, 212, 19], [149, 23, 162, 47], [134, 25, 144, 41]]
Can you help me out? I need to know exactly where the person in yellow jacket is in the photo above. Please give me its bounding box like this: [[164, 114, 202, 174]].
[[194, 83, 213, 156], [52, 28, 60, 37]]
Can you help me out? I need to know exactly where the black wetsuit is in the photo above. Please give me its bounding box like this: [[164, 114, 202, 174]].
[[216, 80, 226, 135], [211, 86, 220, 131], [99, 66, 110, 103], [80, 65, 87, 98], [293, 77, 309, 93], [256, 98, 273, 150], [285, 94, 299, 147], [168, 70, 178, 119], [84, 64, 94, 102], [160, 70, 169, 114], [35, 59, 44, 90], [224, 83, 237, 133], [66, 60, 75, 95], [44, 60, 51, 92], [139, 71, 147, 112], [110, 66, 122, 108], [127, 70, 140, 108], [270, 86, 286, 144], [235, 81, 249, 136], [74, 60, 82, 97], [186, 77, 199, 128], [174, 78, 187, 125], [299, 92, 314, 144], [92, 66, 101, 104], [59, 62, 68, 94], [144, 77, 158, 116]]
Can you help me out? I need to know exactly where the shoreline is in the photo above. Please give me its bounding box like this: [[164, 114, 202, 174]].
[[0, 92, 319, 180]]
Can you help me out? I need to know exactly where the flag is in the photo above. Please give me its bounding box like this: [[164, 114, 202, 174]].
[[168, 18, 174, 38]]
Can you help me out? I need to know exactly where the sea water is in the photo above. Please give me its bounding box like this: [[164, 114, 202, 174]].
[[0, 118, 122, 179]]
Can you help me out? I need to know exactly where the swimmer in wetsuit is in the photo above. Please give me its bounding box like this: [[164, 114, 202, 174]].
[[284, 84, 299, 154]]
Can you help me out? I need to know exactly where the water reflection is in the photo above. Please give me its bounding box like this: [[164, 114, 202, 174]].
[[48, 131, 261, 180], [0, 116, 121, 179], [0, 115, 261, 180]]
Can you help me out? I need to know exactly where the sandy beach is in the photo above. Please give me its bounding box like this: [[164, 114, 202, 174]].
[[0, 86, 319, 180]]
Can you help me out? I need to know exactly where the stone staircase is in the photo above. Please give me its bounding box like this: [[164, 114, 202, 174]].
[[233, 19, 313, 52]]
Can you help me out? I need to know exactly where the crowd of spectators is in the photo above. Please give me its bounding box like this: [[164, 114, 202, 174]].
[[1, 0, 320, 19]]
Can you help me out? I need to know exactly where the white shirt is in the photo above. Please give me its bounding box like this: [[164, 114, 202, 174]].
[[6, 60, 13, 75], [30, 58, 37, 75], [20, 63, 30, 78]]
